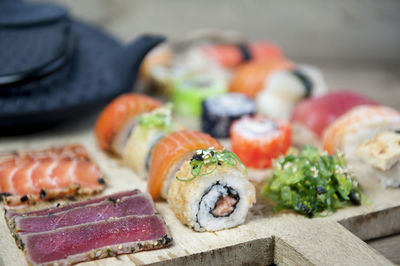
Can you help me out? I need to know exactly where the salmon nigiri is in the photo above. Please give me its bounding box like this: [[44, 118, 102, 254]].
[[95, 93, 162, 155], [323, 105, 400, 160], [147, 130, 223, 199], [0, 145, 105, 206], [229, 59, 293, 98]]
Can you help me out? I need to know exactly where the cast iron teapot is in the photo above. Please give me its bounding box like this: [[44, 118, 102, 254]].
[[0, 0, 165, 132]]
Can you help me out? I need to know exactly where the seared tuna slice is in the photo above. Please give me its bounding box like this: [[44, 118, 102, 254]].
[[5, 189, 141, 222], [14, 193, 156, 234], [21, 215, 172, 266]]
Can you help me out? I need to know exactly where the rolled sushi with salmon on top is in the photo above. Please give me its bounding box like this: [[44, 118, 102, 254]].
[[123, 104, 177, 178], [94, 93, 162, 155], [147, 130, 256, 232]]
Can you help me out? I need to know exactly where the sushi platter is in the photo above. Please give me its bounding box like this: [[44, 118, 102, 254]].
[[0, 115, 398, 265], [1, 31, 400, 265]]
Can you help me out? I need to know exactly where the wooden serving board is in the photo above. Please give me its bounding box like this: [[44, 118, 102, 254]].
[[0, 120, 399, 266]]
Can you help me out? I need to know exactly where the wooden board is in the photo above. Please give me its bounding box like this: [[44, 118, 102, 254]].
[[0, 121, 398, 265]]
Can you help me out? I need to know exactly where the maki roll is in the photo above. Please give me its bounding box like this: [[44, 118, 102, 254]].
[[201, 93, 256, 138], [228, 59, 293, 99], [168, 148, 256, 232], [199, 41, 283, 68], [172, 74, 227, 117], [230, 116, 291, 169], [95, 94, 162, 155], [256, 65, 328, 120], [123, 104, 175, 178], [147, 130, 224, 199]]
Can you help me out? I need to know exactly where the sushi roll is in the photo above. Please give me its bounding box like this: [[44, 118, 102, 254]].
[[123, 104, 175, 178], [201, 93, 256, 138], [323, 105, 400, 161], [172, 74, 227, 117], [230, 116, 291, 169], [291, 91, 376, 147], [256, 65, 328, 120], [199, 41, 283, 68], [228, 59, 293, 99], [168, 148, 256, 232], [95, 94, 162, 155], [147, 130, 224, 199]]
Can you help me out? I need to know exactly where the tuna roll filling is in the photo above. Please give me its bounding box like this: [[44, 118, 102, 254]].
[[198, 183, 240, 225]]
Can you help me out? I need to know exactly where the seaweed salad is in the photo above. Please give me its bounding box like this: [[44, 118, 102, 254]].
[[262, 146, 365, 217]]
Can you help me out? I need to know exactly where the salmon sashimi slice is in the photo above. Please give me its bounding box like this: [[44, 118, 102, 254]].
[[229, 59, 293, 98], [322, 105, 400, 159], [94, 93, 162, 155], [147, 130, 223, 199], [0, 145, 105, 206]]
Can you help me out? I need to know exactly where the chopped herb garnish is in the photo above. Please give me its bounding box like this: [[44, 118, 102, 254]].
[[262, 145, 366, 217], [138, 103, 173, 130], [176, 148, 247, 182]]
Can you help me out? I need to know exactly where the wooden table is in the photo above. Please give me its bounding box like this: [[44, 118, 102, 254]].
[[0, 64, 399, 265]]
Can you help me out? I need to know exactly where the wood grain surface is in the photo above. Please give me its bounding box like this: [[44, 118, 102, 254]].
[[0, 120, 398, 265]]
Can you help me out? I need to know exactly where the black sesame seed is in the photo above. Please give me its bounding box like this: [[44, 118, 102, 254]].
[[56, 203, 61, 207], [108, 197, 117, 203], [98, 178, 106, 185], [217, 162, 222, 166], [316, 187, 327, 195], [0, 192, 12, 201], [40, 189, 47, 199], [20, 195, 29, 203], [162, 234, 172, 245], [210, 151, 214, 156], [192, 165, 198, 169], [349, 190, 361, 206]]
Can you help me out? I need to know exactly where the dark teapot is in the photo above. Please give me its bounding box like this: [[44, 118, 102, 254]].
[[0, 0, 165, 132]]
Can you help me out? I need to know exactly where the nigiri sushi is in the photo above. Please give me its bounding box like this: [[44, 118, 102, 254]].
[[323, 105, 400, 161], [200, 41, 283, 68], [168, 148, 255, 231], [123, 104, 175, 178], [256, 65, 328, 120], [147, 130, 223, 199], [94, 93, 162, 155], [0, 145, 105, 205], [291, 91, 376, 146], [228, 59, 293, 99], [230, 116, 291, 169]]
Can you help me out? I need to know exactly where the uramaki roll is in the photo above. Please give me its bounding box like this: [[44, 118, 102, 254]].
[[123, 105, 175, 178], [168, 149, 256, 232]]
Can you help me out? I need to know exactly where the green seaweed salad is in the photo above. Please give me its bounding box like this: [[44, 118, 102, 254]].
[[262, 146, 366, 218]]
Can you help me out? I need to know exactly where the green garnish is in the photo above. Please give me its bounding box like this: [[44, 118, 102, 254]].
[[262, 145, 365, 218], [138, 103, 173, 130], [176, 148, 247, 182]]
